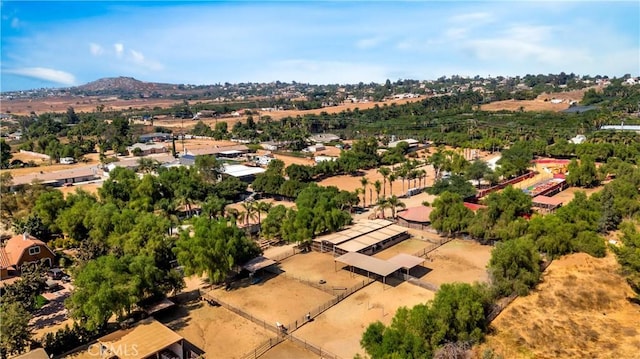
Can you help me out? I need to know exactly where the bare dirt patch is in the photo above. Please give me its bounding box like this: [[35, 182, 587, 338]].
[[480, 89, 593, 112], [373, 238, 434, 260], [278, 251, 372, 291], [477, 252, 640, 359], [207, 274, 335, 325], [420, 239, 492, 285], [261, 340, 318, 359]]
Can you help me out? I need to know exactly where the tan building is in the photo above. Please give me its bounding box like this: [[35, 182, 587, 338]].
[[0, 233, 56, 279], [76, 319, 205, 359]]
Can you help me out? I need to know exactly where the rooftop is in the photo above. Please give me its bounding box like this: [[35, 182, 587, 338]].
[[97, 318, 183, 359], [222, 164, 266, 177], [335, 252, 401, 277], [11, 166, 100, 186], [397, 206, 434, 223]]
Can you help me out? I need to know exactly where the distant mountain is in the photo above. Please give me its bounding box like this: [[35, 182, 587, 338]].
[[73, 76, 175, 94]]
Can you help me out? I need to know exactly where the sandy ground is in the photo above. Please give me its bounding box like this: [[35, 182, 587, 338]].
[[373, 238, 434, 260], [207, 274, 335, 325], [293, 281, 435, 358], [552, 185, 604, 204], [261, 340, 318, 359], [478, 251, 640, 359], [278, 251, 373, 291], [156, 302, 271, 359], [420, 239, 492, 286]]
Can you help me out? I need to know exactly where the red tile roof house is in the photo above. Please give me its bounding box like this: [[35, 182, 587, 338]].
[[0, 233, 55, 279]]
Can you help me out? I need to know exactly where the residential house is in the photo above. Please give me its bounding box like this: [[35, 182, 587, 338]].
[[0, 233, 56, 279], [71, 319, 204, 359], [127, 143, 168, 156], [10, 166, 101, 189]]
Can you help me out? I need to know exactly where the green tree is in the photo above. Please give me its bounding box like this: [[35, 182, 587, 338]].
[[466, 159, 491, 186], [373, 180, 382, 203], [360, 283, 492, 359], [497, 142, 533, 178], [430, 191, 474, 236], [377, 166, 391, 198], [611, 221, 640, 299], [0, 302, 33, 357], [427, 174, 477, 199], [0, 139, 12, 168], [360, 176, 369, 208], [386, 195, 406, 219], [66, 255, 132, 330], [488, 237, 541, 296], [195, 154, 222, 183], [173, 217, 261, 283]]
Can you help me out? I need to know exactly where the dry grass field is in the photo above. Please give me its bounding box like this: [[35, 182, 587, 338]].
[[477, 251, 640, 359], [480, 88, 593, 112]]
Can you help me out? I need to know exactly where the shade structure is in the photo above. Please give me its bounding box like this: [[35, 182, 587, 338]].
[[387, 253, 425, 275], [335, 252, 401, 278], [242, 256, 277, 273]]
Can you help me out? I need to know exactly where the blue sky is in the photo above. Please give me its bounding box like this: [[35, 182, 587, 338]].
[[1, 1, 639, 91]]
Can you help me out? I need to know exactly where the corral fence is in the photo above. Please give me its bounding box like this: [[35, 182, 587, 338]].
[[267, 247, 302, 263], [411, 236, 454, 258], [240, 336, 284, 359], [265, 268, 337, 295], [208, 278, 372, 359], [284, 278, 374, 332], [201, 293, 281, 335], [287, 333, 342, 359]]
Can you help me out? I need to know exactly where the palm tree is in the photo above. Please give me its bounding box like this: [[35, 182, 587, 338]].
[[202, 196, 227, 221], [241, 201, 257, 225], [373, 180, 382, 203], [387, 195, 406, 219], [137, 157, 160, 174], [377, 166, 391, 198], [360, 176, 369, 208], [226, 208, 240, 224], [255, 201, 273, 226], [375, 197, 390, 219], [388, 173, 397, 197]]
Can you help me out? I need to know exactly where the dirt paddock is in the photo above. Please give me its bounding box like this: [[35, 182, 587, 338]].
[[293, 281, 435, 358], [156, 302, 271, 359], [419, 239, 492, 285], [278, 251, 373, 291], [207, 273, 335, 326]]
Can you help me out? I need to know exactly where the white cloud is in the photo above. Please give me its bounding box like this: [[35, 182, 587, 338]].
[[4, 67, 76, 85], [113, 43, 124, 58], [10, 17, 19, 28], [128, 49, 164, 71], [89, 43, 104, 56], [130, 49, 144, 63], [356, 37, 386, 50]]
